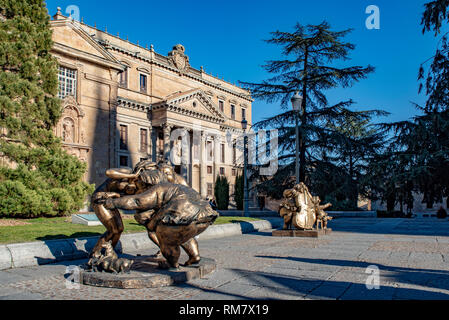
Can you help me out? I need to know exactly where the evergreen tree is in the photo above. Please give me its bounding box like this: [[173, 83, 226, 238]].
[[241, 22, 385, 207], [214, 175, 230, 210], [0, 0, 93, 218], [234, 174, 244, 211], [323, 114, 386, 209], [369, 0, 449, 211]]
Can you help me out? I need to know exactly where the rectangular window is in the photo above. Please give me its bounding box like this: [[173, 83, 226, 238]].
[[119, 125, 128, 150], [219, 167, 225, 175], [207, 183, 213, 197], [140, 74, 147, 93], [242, 108, 246, 121], [231, 105, 235, 120], [119, 155, 128, 167], [140, 128, 148, 153], [232, 168, 236, 176], [207, 166, 213, 174], [218, 100, 224, 112], [58, 66, 77, 99], [233, 143, 236, 163], [220, 143, 225, 163], [119, 68, 128, 88]]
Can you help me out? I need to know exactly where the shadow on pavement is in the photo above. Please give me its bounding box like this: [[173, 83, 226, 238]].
[[36, 232, 101, 241], [328, 218, 449, 237], [181, 267, 449, 300], [254, 255, 449, 295]]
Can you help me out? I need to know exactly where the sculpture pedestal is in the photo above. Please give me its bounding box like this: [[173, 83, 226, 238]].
[[80, 256, 216, 289], [272, 228, 332, 238]]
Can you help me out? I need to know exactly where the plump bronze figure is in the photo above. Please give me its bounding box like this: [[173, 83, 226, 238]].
[[89, 161, 218, 271], [279, 188, 298, 230], [312, 195, 333, 230], [89, 160, 188, 262], [279, 183, 332, 231], [101, 182, 218, 269]]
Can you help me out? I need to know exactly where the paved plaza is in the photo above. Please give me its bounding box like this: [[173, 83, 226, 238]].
[[0, 217, 449, 300]]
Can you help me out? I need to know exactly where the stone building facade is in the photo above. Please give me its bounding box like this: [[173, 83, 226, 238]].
[[50, 9, 252, 199]]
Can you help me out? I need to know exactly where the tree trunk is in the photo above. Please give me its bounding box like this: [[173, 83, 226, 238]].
[[299, 47, 309, 183], [386, 188, 396, 212], [348, 155, 358, 209]]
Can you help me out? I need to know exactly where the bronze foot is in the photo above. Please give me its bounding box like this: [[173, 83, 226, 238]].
[[158, 260, 179, 270], [184, 256, 201, 266]]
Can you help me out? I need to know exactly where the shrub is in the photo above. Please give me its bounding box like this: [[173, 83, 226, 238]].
[[437, 207, 448, 219], [234, 174, 244, 210], [214, 175, 229, 210]]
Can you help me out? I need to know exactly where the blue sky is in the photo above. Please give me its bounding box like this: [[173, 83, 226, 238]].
[[45, 0, 439, 124]]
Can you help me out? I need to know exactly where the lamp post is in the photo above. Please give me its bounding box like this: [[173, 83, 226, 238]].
[[241, 119, 249, 217], [291, 91, 303, 184]]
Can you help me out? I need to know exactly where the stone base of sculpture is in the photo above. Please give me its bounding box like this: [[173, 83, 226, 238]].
[[80, 255, 216, 289], [272, 228, 332, 238]]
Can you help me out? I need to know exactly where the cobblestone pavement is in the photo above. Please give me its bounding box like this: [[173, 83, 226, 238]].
[[1, 218, 449, 300]]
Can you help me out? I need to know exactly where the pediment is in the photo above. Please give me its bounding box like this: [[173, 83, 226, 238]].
[[154, 89, 227, 123], [50, 19, 120, 65]]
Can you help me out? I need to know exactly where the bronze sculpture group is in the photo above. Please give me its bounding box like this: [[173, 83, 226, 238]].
[[87, 157, 332, 274], [88, 160, 218, 272], [279, 182, 332, 231]]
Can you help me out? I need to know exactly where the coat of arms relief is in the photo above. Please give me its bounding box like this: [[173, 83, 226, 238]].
[[168, 44, 190, 75]]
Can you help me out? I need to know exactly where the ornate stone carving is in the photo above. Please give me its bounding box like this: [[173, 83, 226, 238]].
[[168, 44, 190, 74], [56, 97, 89, 163], [62, 117, 75, 143]]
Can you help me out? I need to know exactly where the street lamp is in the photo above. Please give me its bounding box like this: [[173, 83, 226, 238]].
[[241, 119, 249, 217], [291, 91, 303, 184]]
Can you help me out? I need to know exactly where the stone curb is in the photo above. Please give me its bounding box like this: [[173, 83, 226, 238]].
[[0, 218, 282, 271]]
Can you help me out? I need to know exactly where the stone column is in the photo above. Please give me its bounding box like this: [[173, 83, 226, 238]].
[[213, 136, 218, 186], [162, 123, 172, 161], [147, 124, 152, 160], [151, 126, 157, 162], [180, 128, 189, 183], [200, 131, 207, 199]]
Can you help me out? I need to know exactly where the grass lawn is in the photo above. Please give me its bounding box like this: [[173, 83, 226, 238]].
[[0, 215, 262, 244]]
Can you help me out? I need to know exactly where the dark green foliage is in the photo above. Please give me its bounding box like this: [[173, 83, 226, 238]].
[[214, 175, 229, 210], [0, 0, 93, 218], [368, 1, 449, 211], [421, 0, 449, 35], [234, 174, 244, 210], [376, 210, 406, 218], [241, 22, 386, 210], [437, 206, 448, 219]]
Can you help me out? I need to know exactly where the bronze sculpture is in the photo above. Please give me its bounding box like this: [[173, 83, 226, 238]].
[[88, 160, 218, 272], [101, 182, 218, 268], [278, 182, 332, 231], [89, 241, 134, 273], [312, 195, 333, 230]]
